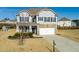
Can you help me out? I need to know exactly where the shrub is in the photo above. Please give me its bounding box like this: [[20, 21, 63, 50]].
[[28, 32, 33, 38], [8, 36, 12, 39], [8, 36, 16, 39], [14, 32, 20, 38], [20, 32, 33, 38], [8, 32, 33, 39]]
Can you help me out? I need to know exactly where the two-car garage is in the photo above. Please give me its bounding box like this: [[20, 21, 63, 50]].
[[38, 24, 56, 35], [39, 28, 55, 35]]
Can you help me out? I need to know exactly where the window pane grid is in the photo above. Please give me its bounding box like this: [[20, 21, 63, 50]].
[[38, 17, 43, 21], [20, 17, 29, 22]]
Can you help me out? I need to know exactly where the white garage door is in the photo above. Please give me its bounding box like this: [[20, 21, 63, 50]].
[[39, 28, 55, 35]]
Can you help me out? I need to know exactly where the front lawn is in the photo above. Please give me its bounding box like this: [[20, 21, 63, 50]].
[[0, 29, 53, 52], [57, 29, 79, 42]]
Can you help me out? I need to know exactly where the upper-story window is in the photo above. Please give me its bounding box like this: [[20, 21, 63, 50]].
[[51, 17, 56, 22], [19, 17, 29, 22], [38, 17, 43, 21], [44, 17, 56, 22], [20, 17, 24, 22], [38, 17, 56, 22], [25, 17, 29, 22], [44, 17, 50, 22]]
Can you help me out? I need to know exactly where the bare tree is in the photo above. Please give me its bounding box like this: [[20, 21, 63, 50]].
[[19, 26, 24, 45]]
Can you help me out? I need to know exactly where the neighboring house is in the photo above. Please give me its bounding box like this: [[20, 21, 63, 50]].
[[5, 20, 16, 24], [72, 19, 79, 26], [58, 17, 76, 27], [16, 8, 57, 35], [0, 20, 16, 31], [2, 26, 9, 31], [0, 20, 16, 24]]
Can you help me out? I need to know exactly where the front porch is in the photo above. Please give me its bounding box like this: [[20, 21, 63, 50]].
[[17, 26, 38, 34]]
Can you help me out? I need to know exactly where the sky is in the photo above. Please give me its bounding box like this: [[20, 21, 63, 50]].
[[0, 7, 79, 20]]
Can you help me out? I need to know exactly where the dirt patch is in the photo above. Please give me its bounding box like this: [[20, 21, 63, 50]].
[[0, 29, 53, 52], [57, 29, 79, 42]]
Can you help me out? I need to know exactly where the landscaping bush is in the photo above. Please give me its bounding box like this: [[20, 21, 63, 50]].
[[28, 32, 33, 38], [8, 36, 12, 39], [8, 36, 16, 39], [8, 32, 33, 39], [20, 32, 33, 38], [14, 32, 20, 38]]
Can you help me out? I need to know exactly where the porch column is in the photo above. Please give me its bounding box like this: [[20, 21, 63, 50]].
[[16, 25, 19, 32], [29, 16, 32, 22], [36, 16, 38, 23], [29, 26, 32, 32], [43, 17, 44, 22], [27, 26, 29, 32], [35, 28, 37, 34], [37, 25, 39, 35]]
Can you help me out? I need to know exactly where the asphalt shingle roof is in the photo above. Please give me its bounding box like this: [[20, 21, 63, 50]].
[[17, 8, 56, 16], [59, 17, 70, 21]]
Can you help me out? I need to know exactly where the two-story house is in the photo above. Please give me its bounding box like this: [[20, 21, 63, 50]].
[[58, 17, 76, 27], [16, 8, 57, 35]]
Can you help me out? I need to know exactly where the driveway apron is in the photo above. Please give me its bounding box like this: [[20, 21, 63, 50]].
[[42, 35, 79, 52]]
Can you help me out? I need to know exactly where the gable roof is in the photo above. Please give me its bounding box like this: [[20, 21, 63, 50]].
[[17, 8, 56, 16], [59, 17, 70, 21]]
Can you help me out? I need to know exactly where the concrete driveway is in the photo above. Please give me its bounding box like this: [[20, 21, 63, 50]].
[[42, 35, 79, 52]]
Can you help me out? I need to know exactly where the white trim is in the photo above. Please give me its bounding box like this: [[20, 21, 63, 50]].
[[16, 25, 19, 32], [29, 26, 32, 32], [29, 16, 32, 22]]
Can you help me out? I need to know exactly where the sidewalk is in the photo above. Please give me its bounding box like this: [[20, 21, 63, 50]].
[[43, 35, 79, 52]]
